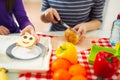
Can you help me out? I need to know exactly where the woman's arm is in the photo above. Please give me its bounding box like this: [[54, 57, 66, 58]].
[[78, 19, 101, 32], [72, 0, 105, 37], [72, 19, 101, 41]]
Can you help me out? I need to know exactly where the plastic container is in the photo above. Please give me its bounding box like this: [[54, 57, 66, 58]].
[[88, 45, 116, 64], [110, 13, 120, 46]]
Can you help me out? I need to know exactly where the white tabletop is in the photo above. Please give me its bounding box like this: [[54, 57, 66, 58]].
[[7, 30, 103, 80]]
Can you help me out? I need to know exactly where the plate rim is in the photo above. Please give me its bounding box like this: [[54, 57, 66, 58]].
[[6, 43, 46, 60]]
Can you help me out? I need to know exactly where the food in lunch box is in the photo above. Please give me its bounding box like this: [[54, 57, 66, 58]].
[[64, 28, 80, 44], [16, 33, 37, 49]]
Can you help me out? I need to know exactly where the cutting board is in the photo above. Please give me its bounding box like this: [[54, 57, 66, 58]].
[[0, 35, 52, 73]]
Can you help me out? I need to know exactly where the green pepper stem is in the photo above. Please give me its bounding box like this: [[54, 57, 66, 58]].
[[60, 46, 67, 51], [106, 55, 119, 63], [106, 57, 113, 63]]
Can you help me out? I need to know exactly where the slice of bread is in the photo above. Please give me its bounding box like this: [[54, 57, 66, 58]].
[[16, 34, 37, 49]]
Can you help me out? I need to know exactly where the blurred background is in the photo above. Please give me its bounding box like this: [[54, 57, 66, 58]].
[[23, 0, 50, 32], [23, 0, 120, 37]]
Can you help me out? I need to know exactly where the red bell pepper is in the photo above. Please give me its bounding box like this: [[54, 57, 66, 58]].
[[93, 51, 119, 79]]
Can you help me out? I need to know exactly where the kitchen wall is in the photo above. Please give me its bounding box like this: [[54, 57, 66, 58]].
[[24, 0, 120, 28], [103, 0, 120, 28], [100, 0, 120, 37], [23, 0, 120, 37]]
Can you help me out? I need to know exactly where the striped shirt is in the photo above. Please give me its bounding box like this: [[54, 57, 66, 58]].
[[41, 0, 105, 31]]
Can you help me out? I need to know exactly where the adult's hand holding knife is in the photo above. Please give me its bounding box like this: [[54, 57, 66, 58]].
[[44, 8, 84, 44], [43, 7, 83, 37], [43, 8, 78, 33], [54, 16, 81, 44], [43, 8, 60, 23], [54, 15, 81, 35], [44, 7, 69, 28]]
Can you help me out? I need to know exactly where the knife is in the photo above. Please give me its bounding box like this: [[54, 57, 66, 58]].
[[54, 16, 70, 29], [58, 20, 70, 29], [54, 17, 79, 36]]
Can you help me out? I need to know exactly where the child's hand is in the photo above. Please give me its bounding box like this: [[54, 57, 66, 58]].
[[20, 25, 40, 43], [44, 8, 60, 24], [20, 25, 35, 36], [0, 25, 10, 35]]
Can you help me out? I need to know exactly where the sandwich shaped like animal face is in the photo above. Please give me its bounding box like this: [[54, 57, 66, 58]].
[[17, 34, 36, 49]]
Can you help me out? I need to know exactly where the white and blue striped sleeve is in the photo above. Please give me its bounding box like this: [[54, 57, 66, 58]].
[[90, 0, 105, 22], [41, 0, 50, 11]]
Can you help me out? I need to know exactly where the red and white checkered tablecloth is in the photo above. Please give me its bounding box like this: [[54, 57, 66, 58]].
[[18, 35, 120, 80]]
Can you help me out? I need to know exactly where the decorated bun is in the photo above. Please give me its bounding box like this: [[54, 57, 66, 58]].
[[16, 33, 37, 49]]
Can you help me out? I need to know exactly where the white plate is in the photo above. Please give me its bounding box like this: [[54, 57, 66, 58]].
[[6, 43, 46, 60]]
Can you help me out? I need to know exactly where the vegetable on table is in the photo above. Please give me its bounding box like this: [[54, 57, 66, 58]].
[[93, 51, 119, 79], [0, 67, 8, 80], [55, 42, 78, 64], [64, 28, 80, 44]]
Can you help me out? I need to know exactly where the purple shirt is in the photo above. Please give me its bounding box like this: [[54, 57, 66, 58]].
[[0, 0, 32, 33]]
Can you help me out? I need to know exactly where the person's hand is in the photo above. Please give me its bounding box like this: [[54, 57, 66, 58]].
[[44, 8, 60, 24], [20, 25, 35, 35], [72, 23, 86, 41], [0, 25, 10, 35], [20, 25, 40, 43]]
